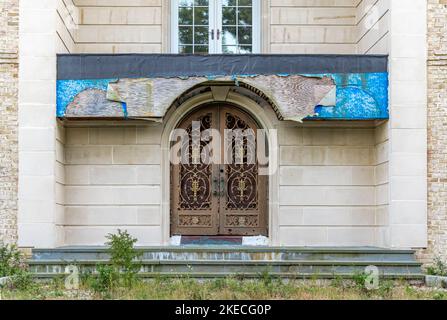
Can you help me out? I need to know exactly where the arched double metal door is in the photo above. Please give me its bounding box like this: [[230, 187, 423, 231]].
[[170, 104, 268, 236]]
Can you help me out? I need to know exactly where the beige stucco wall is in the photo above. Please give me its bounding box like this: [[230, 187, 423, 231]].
[[0, 0, 19, 245]]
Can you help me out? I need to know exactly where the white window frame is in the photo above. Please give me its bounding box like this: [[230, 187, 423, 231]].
[[171, 0, 261, 54]]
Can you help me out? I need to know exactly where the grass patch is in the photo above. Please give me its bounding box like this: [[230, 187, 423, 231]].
[[1, 277, 446, 300]]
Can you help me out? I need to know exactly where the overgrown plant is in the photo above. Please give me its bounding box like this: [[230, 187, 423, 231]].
[[0, 243, 24, 277], [426, 257, 447, 277], [376, 280, 393, 299], [352, 271, 369, 292], [0, 243, 34, 290], [105, 229, 142, 287], [91, 265, 118, 298]]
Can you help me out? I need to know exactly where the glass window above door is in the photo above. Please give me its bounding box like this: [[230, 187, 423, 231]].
[[177, 0, 211, 54], [221, 0, 254, 54], [171, 0, 260, 54]]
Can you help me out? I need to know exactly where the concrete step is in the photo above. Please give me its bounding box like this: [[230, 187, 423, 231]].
[[33, 272, 425, 280], [28, 247, 423, 280], [31, 246, 419, 263], [28, 262, 423, 280]]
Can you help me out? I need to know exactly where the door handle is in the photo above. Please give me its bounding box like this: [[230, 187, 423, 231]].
[[216, 29, 221, 40], [210, 29, 214, 40]]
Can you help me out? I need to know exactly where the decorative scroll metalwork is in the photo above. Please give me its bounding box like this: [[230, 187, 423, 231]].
[[225, 113, 258, 210], [178, 215, 212, 227], [178, 114, 212, 211], [226, 215, 259, 228]]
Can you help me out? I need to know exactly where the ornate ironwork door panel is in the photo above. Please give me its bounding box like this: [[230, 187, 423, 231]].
[[171, 105, 268, 236], [219, 106, 268, 236], [171, 107, 220, 236]]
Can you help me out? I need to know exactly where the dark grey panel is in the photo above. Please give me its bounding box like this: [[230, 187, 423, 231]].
[[57, 54, 388, 80]]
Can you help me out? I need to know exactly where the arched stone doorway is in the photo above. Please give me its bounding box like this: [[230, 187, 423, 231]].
[[170, 103, 268, 237], [160, 89, 279, 245]]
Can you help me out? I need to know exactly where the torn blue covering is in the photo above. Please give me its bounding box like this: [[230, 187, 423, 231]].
[[57, 79, 118, 117], [309, 73, 388, 120], [56, 54, 389, 121], [57, 72, 388, 120]]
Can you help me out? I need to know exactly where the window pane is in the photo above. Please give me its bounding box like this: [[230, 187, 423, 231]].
[[179, 45, 193, 53], [222, 0, 237, 6], [220, 0, 254, 53], [194, 0, 209, 5], [179, 26, 193, 44], [194, 45, 209, 53], [179, 0, 194, 7], [179, 7, 193, 25], [239, 46, 252, 54], [194, 7, 209, 25], [222, 7, 236, 25], [222, 45, 252, 54], [177, 0, 211, 54], [238, 8, 252, 26], [194, 26, 209, 44], [176, 0, 256, 54], [238, 0, 252, 6], [223, 46, 238, 54], [238, 26, 252, 44], [222, 27, 237, 46]]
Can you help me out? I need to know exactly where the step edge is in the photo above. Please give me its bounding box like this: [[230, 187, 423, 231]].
[[27, 260, 423, 267], [31, 247, 418, 254], [30, 272, 426, 279]]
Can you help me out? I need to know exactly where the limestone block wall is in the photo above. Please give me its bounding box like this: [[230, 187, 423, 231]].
[[269, 0, 390, 54], [73, 0, 165, 53], [374, 121, 389, 247], [18, 0, 66, 247], [417, 0, 447, 264], [59, 0, 390, 54], [357, 0, 390, 54], [277, 123, 384, 246], [387, 0, 427, 249], [57, 0, 78, 54], [12, 1, 431, 249], [268, 0, 358, 54], [0, 0, 19, 245], [64, 124, 163, 245], [62, 121, 386, 247]]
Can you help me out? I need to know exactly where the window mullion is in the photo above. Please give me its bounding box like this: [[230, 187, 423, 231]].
[[213, 0, 222, 54]]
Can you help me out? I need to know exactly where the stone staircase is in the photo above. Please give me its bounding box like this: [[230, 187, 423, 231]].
[[28, 246, 424, 280]]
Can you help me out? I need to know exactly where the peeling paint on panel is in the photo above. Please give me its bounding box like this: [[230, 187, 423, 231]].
[[56, 72, 388, 121], [309, 72, 389, 120]]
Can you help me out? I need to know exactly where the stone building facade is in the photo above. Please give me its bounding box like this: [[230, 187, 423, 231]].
[[418, 0, 447, 264], [0, 0, 18, 245], [0, 0, 445, 265]]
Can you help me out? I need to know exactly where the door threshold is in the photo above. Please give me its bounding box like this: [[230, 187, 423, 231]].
[[170, 236, 269, 246]]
